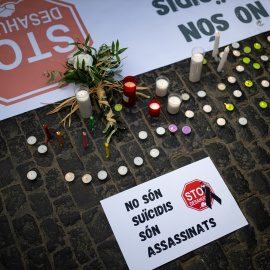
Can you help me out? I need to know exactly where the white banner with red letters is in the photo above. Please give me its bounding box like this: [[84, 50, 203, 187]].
[[1, 0, 270, 120], [101, 157, 248, 270]]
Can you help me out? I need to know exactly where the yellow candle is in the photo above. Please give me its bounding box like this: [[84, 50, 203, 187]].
[[224, 103, 234, 111], [56, 131, 63, 146], [105, 143, 110, 158]]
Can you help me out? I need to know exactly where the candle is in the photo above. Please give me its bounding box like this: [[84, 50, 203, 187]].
[[65, 172, 75, 182], [233, 90, 242, 98], [217, 83, 226, 91], [245, 80, 253, 87], [243, 47, 251, 53], [217, 46, 229, 72], [267, 35, 270, 42], [149, 100, 161, 117], [167, 93, 182, 114], [56, 132, 63, 146], [27, 171, 37, 180], [227, 76, 236, 84], [168, 124, 177, 133], [90, 116, 94, 131], [118, 166, 128, 176], [156, 77, 169, 97], [236, 65, 244, 73], [75, 89, 92, 118], [185, 110, 194, 118], [83, 132, 88, 148], [197, 90, 206, 98], [138, 131, 148, 140], [150, 148, 160, 158], [217, 118, 226, 126], [122, 76, 137, 106], [232, 42, 240, 49], [233, 50, 240, 57], [203, 105, 212, 113], [261, 80, 269, 88], [259, 101, 268, 109], [224, 103, 234, 111], [134, 157, 143, 166], [43, 124, 51, 143], [114, 104, 123, 112], [182, 126, 191, 134], [82, 174, 92, 184], [27, 136, 37, 145], [105, 143, 110, 158], [238, 117, 247, 126], [253, 63, 261, 70], [212, 31, 220, 59], [181, 93, 190, 101], [156, 127, 165, 136], [38, 145, 47, 154], [243, 57, 250, 64], [219, 51, 224, 58], [189, 47, 205, 82], [98, 170, 107, 180], [254, 43, 261, 50], [260, 55, 268, 62]]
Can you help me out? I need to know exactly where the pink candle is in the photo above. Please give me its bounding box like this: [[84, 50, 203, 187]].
[[83, 132, 87, 148]]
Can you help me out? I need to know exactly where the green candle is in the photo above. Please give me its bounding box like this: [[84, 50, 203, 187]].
[[259, 101, 268, 109], [90, 116, 94, 131], [245, 80, 253, 87]]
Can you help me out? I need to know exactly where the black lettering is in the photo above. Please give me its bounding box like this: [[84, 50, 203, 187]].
[[211, 14, 229, 31], [197, 18, 215, 36], [188, 227, 198, 238], [197, 224, 205, 234], [178, 22, 202, 42], [152, 0, 170, 15], [154, 243, 162, 253], [167, 0, 179, 12], [235, 6, 252, 23], [148, 209, 155, 219], [247, 1, 269, 20], [160, 240, 168, 250], [174, 233, 182, 244], [201, 220, 209, 230], [152, 225, 161, 236], [166, 201, 173, 211], [142, 194, 149, 204], [139, 231, 146, 241], [209, 217, 216, 227], [132, 216, 139, 226], [148, 246, 156, 257], [168, 237, 176, 248], [154, 189, 163, 199], [180, 231, 188, 241], [175, 0, 193, 8]]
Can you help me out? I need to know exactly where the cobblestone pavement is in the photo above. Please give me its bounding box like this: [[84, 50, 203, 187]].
[[0, 32, 270, 270]]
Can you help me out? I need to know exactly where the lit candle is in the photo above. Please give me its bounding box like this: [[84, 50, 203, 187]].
[[82, 174, 92, 184], [38, 145, 47, 154], [134, 157, 143, 166], [83, 132, 88, 148], [168, 124, 177, 133], [167, 93, 182, 114], [224, 103, 234, 111], [261, 80, 269, 88], [233, 50, 240, 57], [217, 46, 229, 72], [259, 101, 268, 109], [185, 110, 194, 118], [156, 127, 165, 136], [156, 77, 169, 97], [65, 172, 75, 182], [227, 76, 236, 84], [122, 76, 137, 107], [90, 116, 94, 131], [181, 93, 190, 101], [212, 31, 220, 60], [149, 100, 161, 117], [150, 148, 160, 158], [27, 171, 37, 180], [236, 65, 244, 73], [182, 126, 191, 134], [27, 136, 37, 145], [189, 47, 205, 83], [138, 131, 148, 140], [217, 118, 226, 126], [217, 83, 226, 91], [98, 170, 107, 181], [197, 90, 206, 98], [233, 90, 242, 98], [56, 132, 63, 146], [105, 143, 110, 158], [43, 124, 51, 143], [75, 89, 92, 118], [238, 117, 247, 126], [203, 105, 212, 113], [118, 166, 128, 176]]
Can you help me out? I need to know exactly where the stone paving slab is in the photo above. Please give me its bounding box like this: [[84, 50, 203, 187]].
[[0, 32, 270, 269]]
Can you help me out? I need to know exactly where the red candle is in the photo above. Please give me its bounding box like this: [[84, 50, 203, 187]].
[[149, 100, 161, 117], [43, 124, 51, 143], [83, 132, 88, 148], [122, 76, 138, 107], [56, 132, 63, 146]]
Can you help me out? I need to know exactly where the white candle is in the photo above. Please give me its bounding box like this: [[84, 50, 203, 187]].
[[238, 117, 247, 126], [217, 118, 226, 126], [82, 174, 92, 183], [65, 172, 75, 182], [27, 136, 37, 145], [236, 65, 244, 73], [233, 90, 242, 98], [233, 50, 240, 57], [219, 51, 224, 58], [134, 157, 143, 166], [75, 90, 92, 118], [203, 105, 212, 113], [150, 148, 159, 158], [232, 42, 240, 49], [228, 76, 236, 84], [98, 170, 107, 181], [167, 94, 181, 114], [217, 46, 229, 72], [118, 166, 128, 176], [138, 131, 148, 140], [156, 127, 165, 135], [197, 90, 206, 98], [27, 171, 37, 180], [260, 55, 268, 62], [38, 145, 47, 154], [217, 83, 226, 91], [181, 93, 190, 101], [189, 47, 205, 82], [212, 31, 220, 59], [185, 110, 194, 118], [156, 77, 169, 97], [149, 102, 160, 110], [261, 80, 269, 88]]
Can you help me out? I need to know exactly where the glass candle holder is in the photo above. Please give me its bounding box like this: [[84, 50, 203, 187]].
[[167, 93, 182, 114], [149, 100, 161, 117], [189, 47, 205, 83], [156, 76, 169, 97], [74, 84, 92, 118], [122, 76, 138, 107]]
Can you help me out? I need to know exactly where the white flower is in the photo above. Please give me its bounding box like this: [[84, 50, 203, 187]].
[[67, 50, 79, 65], [74, 53, 93, 70]]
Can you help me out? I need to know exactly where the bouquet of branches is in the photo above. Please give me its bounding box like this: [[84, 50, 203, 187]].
[[44, 35, 149, 143]]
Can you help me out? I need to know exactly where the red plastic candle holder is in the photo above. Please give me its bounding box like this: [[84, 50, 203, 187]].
[[149, 100, 161, 117], [122, 76, 138, 107]]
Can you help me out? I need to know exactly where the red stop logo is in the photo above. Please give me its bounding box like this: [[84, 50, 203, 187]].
[[181, 179, 214, 211]]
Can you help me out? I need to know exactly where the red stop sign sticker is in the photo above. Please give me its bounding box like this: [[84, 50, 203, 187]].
[[0, 0, 92, 106], [181, 179, 216, 211]]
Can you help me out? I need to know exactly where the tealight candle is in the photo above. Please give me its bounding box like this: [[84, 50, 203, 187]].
[[134, 157, 143, 166], [82, 174, 92, 184], [254, 43, 261, 50], [65, 172, 75, 182], [233, 50, 240, 57], [217, 118, 226, 126], [27, 171, 37, 180], [150, 148, 160, 158], [243, 57, 250, 64], [138, 131, 148, 140], [253, 63, 261, 70], [228, 76, 236, 84], [217, 83, 226, 91], [197, 90, 206, 98], [261, 80, 269, 88], [98, 170, 107, 180], [260, 55, 268, 62], [168, 124, 177, 133], [182, 126, 191, 134], [267, 36, 270, 42], [238, 117, 247, 126], [243, 47, 251, 53], [245, 80, 253, 87], [167, 93, 182, 114], [118, 166, 128, 176], [185, 110, 194, 118], [149, 100, 161, 117], [232, 42, 240, 49], [27, 136, 37, 145], [224, 103, 234, 111], [189, 47, 205, 82], [181, 93, 190, 101], [156, 127, 165, 136], [233, 90, 242, 98], [236, 65, 244, 73], [38, 145, 47, 154], [259, 101, 268, 109], [203, 105, 212, 113], [156, 76, 169, 97]]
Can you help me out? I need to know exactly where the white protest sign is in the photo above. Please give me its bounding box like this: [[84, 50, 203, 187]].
[[101, 157, 248, 270]]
